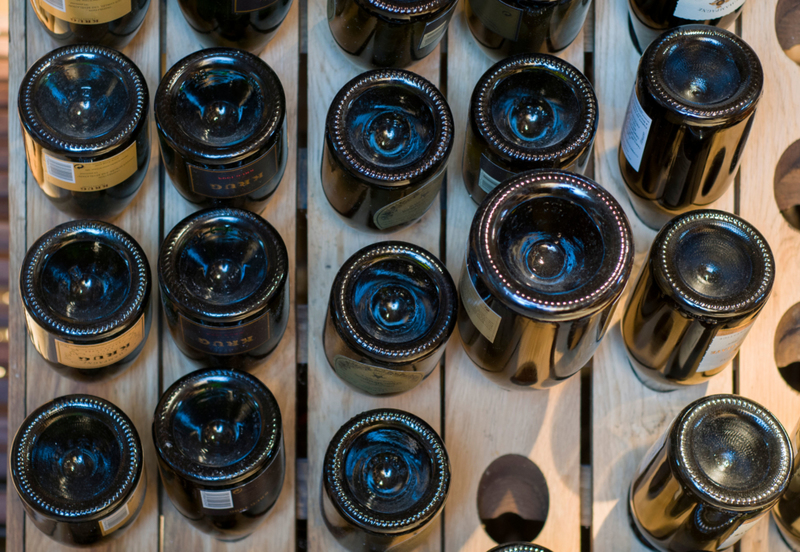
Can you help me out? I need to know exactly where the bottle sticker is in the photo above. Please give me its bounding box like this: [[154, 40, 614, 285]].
[[620, 87, 652, 173], [636, 429, 668, 475], [673, 0, 746, 21], [55, 316, 145, 369], [188, 141, 279, 199], [234, 0, 279, 12], [201, 490, 235, 510], [37, 0, 131, 24], [179, 310, 270, 356], [373, 174, 442, 230], [418, 3, 456, 50], [199, 460, 282, 513], [459, 266, 501, 343], [468, 0, 521, 41], [43, 142, 138, 192], [99, 504, 130, 535], [98, 474, 143, 536], [696, 323, 754, 373], [478, 154, 515, 195], [717, 515, 762, 550], [333, 355, 425, 395]]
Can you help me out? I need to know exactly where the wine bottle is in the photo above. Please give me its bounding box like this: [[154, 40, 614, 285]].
[[465, 0, 590, 61], [328, 0, 456, 68], [11, 395, 146, 547], [322, 69, 453, 233], [21, 220, 152, 382], [630, 394, 792, 551], [156, 48, 287, 213], [618, 25, 762, 230], [29, 0, 150, 49], [19, 45, 150, 218], [628, 0, 746, 53], [324, 241, 457, 396], [158, 207, 289, 370], [322, 409, 450, 551], [153, 368, 285, 541], [773, 419, 800, 551], [623, 210, 774, 391], [463, 53, 597, 205], [459, 169, 633, 390], [487, 545, 553, 552], [177, 0, 292, 53]]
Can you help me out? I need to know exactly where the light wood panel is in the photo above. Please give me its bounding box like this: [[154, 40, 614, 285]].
[[442, 10, 584, 551]]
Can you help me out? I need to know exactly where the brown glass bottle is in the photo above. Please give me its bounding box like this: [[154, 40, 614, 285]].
[[463, 53, 596, 205], [322, 69, 453, 233], [774, 419, 800, 551], [630, 395, 792, 551], [153, 369, 285, 541], [619, 25, 762, 230], [623, 210, 774, 391], [458, 169, 633, 390]]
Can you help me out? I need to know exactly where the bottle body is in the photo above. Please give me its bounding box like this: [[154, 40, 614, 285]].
[[487, 545, 553, 552], [29, 0, 150, 49], [459, 170, 633, 390], [462, 54, 597, 205], [618, 26, 762, 230], [465, 0, 590, 61], [328, 0, 456, 69], [156, 48, 288, 213], [774, 420, 800, 551], [177, 0, 293, 53], [323, 241, 457, 396], [19, 45, 150, 219]]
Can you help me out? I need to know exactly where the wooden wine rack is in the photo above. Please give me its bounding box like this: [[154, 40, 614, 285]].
[[7, 0, 800, 549]]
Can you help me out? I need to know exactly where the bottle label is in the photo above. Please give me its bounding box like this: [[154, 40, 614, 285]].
[[373, 173, 442, 230], [478, 154, 515, 195], [673, 0, 746, 21], [37, 0, 131, 24], [179, 310, 270, 356], [418, 3, 456, 50], [717, 515, 762, 550], [43, 142, 138, 192], [332, 355, 425, 395], [469, 0, 521, 40], [199, 457, 282, 513], [188, 141, 279, 199], [696, 322, 754, 373], [620, 87, 652, 173], [459, 265, 501, 343], [98, 472, 144, 536], [234, 0, 279, 12], [54, 315, 146, 369]]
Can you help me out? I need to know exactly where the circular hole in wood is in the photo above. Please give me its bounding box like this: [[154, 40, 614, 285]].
[[777, 0, 800, 64], [477, 454, 549, 544], [774, 139, 800, 229], [776, 303, 800, 391]]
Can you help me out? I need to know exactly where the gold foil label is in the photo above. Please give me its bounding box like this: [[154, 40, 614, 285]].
[[37, 0, 132, 25], [333, 355, 424, 395], [55, 316, 145, 369], [44, 142, 137, 192]]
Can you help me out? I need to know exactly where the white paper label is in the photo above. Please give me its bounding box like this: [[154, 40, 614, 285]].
[[673, 0, 746, 21], [717, 516, 761, 550], [99, 503, 130, 534], [478, 169, 502, 194], [459, 266, 501, 343], [697, 323, 753, 373], [478, 153, 515, 194], [620, 87, 652, 173], [201, 489, 234, 510]]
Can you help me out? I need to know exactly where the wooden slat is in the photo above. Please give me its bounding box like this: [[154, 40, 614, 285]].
[[305, 2, 444, 548], [442, 11, 584, 551], [159, 2, 299, 550]]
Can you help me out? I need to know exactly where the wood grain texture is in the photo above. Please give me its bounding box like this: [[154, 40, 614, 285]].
[[159, 0, 299, 549], [442, 9, 584, 551], [304, 1, 444, 549]]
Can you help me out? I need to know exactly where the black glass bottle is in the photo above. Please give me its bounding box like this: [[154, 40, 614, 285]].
[[488, 545, 553, 552], [773, 419, 800, 551], [459, 169, 633, 390], [322, 409, 450, 552], [153, 369, 285, 541], [158, 207, 289, 370], [324, 241, 457, 396], [20, 45, 150, 218], [628, 0, 746, 53], [29, 0, 150, 49], [465, 0, 590, 61], [322, 69, 453, 233], [328, 0, 456, 69], [623, 210, 773, 391], [156, 48, 287, 213], [177, 0, 292, 53], [11, 395, 146, 547], [630, 395, 792, 552], [463, 53, 597, 205], [21, 220, 152, 382], [619, 25, 762, 230]]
